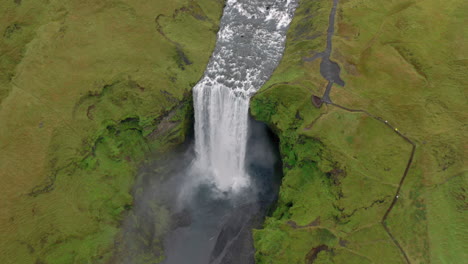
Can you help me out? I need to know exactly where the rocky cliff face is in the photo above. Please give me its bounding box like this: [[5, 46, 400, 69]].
[[0, 0, 223, 263]]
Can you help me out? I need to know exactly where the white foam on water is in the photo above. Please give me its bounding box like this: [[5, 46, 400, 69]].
[[191, 0, 298, 194]]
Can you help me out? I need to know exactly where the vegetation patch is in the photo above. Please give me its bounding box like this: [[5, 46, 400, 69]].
[[0, 0, 223, 263], [252, 0, 466, 263]]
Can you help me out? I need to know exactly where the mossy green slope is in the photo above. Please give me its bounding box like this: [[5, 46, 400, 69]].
[[252, 0, 466, 263], [0, 0, 223, 263]]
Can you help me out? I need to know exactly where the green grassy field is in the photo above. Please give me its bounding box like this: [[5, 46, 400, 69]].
[[1, 0, 466, 263], [0, 0, 222, 263], [252, 0, 467, 263]]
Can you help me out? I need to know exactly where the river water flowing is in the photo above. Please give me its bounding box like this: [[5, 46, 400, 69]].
[[160, 1, 298, 263], [116, 1, 298, 263], [192, 0, 298, 193]]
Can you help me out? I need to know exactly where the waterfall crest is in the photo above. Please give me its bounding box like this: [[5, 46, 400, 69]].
[[192, 0, 298, 193]]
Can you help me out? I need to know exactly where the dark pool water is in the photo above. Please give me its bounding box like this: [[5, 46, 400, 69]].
[[161, 118, 282, 264], [115, 117, 282, 264]]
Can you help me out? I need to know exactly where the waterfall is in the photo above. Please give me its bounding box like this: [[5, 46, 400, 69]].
[[192, 0, 298, 193]]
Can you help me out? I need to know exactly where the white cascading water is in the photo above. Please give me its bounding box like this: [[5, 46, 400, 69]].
[[192, 0, 298, 193]]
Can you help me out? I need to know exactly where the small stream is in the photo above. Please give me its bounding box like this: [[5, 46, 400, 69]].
[[303, 0, 344, 103]]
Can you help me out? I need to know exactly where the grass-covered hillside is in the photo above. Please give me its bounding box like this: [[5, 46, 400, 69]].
[[0, 0, 223, 263], [252, 0, 467, 263]]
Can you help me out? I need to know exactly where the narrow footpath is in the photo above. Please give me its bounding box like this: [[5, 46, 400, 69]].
[[315, 1, 416, 263], [328, 103, 415, 264]]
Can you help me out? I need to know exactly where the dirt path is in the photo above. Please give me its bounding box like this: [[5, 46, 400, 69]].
[[328, 102, 415, 264], [313, 0, 415, 263]]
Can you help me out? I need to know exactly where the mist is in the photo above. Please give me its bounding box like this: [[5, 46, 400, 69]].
[[113, 116, 282, 264], [113, 0, 298, 262]]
